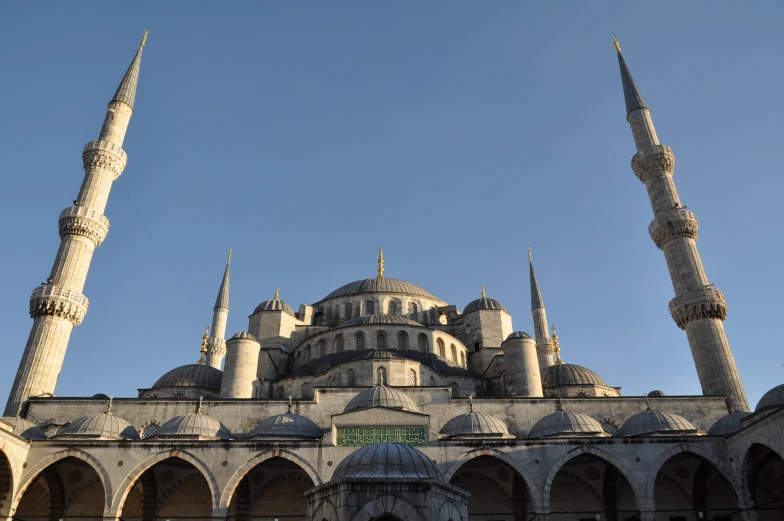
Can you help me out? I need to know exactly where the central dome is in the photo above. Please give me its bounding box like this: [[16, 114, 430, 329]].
[[332, 442, 441, 480], [322, 278, 438, 301]]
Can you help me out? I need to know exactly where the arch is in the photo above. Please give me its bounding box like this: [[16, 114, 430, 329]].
[[444, 449, 543, 513], [387, 300, 398, 315], [305, 344, 312, 361], [0, 447, 13, 515], [318, 338, 327, 357], [742, 443, 784, 519], [408, 302, 418, 315], [437, 500, 464, 521], [450, 344, 457, 362], [13, 448, 112, 515], [345, 302, 353, 320], [542, 445, 646, 516], [347, 369, 357, 387], [450, 382, 460, 398], [336, 334, 345, 353], [365, 300, 375, 315], [460, 351, 466, 368], [437, 338, 446, 358], [312, 498, 339, 521], [407, 369, 417, 386], [349, 494, 424, 521], [112, 450, 219, 514], [417, 333, 428, 352], [397, 331, 409, 350], [301, 382, 314, 400], [355, 332, 365, 350], [219, 449, 322, 509], [376, 331, 387, 350], [377, 367, 388, 385]]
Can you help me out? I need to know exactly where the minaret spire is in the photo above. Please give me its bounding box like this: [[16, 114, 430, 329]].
[[528, 247, 553, 369], [616, 39, 749, 411], [5, 33, 148, 416], [206, 251, 231, 369]]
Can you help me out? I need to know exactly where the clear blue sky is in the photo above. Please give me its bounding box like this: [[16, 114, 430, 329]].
[[1, 2, 782, 409]]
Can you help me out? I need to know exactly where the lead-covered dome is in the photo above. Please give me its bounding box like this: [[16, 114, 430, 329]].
[[463, 297, 506, 314], [708, 412, 749, 436], [158, 412, 231, 440], [253, 298, 296, 316], [0, 416, 47, 440], [528, 411, 607, 438], [755, 383, 784, 412], [332, 442, 441, 480], [342, 314, 422, 327], [618, 409, 699, 437], [152, 364, 222, 392], [505, 331, 532, 341], [323, 278, 438, 301], [344, 385, 419, 413], [249, 412, 323, 439], [440, 412, 511, 438], [541, 364, 608, 388], [56, 412, 139, 440]]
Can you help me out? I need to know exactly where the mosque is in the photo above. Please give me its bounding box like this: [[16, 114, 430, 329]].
[[0, 32, 783, 521]]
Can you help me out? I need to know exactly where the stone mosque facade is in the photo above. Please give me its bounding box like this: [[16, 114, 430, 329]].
[[1, 33, 783, 521]]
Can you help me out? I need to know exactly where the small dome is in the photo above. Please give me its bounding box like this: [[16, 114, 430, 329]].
[[92, 393, 110, 399], [647, 390, 666, 397], [152, 364, 222, 391], [528, 411, 607, 438], [341, 314, 422, 328], [618, 409, 699, 437], [505, 331, 532, 341], [708, 412, 749, 436], [0, 416, 47, 440], [230, 331, 257, 341], [332, 442, 441, 480], [541, 364, 608, 388], [253, 299, 296, 316], [249, 412, 323, 439], [755, 383, 784, 412], [463, 297, 506, 314], [323, 278, 438, 301], [344, 385, 419, 413], [56, 413, 139, 440], [440, 412, 510, 437], [158, 412, 230, 440]]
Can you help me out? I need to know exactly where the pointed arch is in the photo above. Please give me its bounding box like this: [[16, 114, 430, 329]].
[[111, 450, 219, 514], [349, 494, 424, 521], [0, 445, 14, 515], [219, 448, 321, 509], [311, 497, 339, 521]]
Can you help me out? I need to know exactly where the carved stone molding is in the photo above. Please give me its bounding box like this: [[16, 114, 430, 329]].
[[648, 208, 699, 249], [82, 140, 127, 180], [631, 145, 675, 183], [29, 285, 89, 326], [669, 286, 728, 329], [58, 206, 110, 246]]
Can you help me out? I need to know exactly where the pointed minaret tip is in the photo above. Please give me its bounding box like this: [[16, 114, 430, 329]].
[[529, 247, 544, 310], [614, 35, 648, 116], [111, 29, 148, 110], [140, 29, 149, 49], [214, 254, 231, 310], [612, 34, 621, 52], [227, 249, 232, 264]]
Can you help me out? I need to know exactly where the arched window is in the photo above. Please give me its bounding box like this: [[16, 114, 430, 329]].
[[418, 334, 428, 352], [335, 335, 345, 353], [387, 300, 397, 315], [408, 302, 418, 315], [437, 338, 445, 358], [407, 369, 417, 386], [347, 369, 356, 386], [301, 382, 314, 400], [366, 300, 375, 315], [451, 383, 460, 398], [450, 344, 457, 362], [376, 366, 387, 385], [318, 339, 327, 357], [345, 302, 353, 319], [397, 331, 409, 350], [461, 351, 466, 368], [305, 345, 312, 361], [355, 332, 365, 350], [140, 422, 160, 439], [376, 331, 387, 350], [326, 307, 333, 323], [295, 351, 302, 366]]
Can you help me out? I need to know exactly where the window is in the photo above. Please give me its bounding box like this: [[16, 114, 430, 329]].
[[397, 331, 409, 350], [451, 383, 460, 398], [418, 334, 428, 352], [318, 339, 327, 357], [408, 302, 418, 315], [366, 300, 375, 315], [450, 344, 457, 362], [140, 422, 160, 439], [376, 331, 387, 350], [407, 369, 417, 386], [461, 351, 466, 368], [301, 382, 314, 400], [336, 334, 345, 353], [355, 332, 365, 350], [345, 302, 353, 320], [601, 420, 620, 436], [276, 386, 284, 399], [376, 367, 387, 385], [305, 345, 311, 361], [326, 307, 333, 323], [387, 300, 397, 315], [437, 338, 445, 358], [347, 369, 356, 386]]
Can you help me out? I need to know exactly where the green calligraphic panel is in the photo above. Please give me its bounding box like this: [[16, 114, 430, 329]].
[[336, 426, 426, 446]]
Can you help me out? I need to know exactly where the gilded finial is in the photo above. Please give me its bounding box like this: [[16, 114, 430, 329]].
[[197, 396, 204, 414], [481, 286, 486, 299], [377, 247, 384, 279], [527, 246, 532, 262], [552, 325, 564, 364], [227, 249, 232, 264], [140, 29, 149, 50], [107, 397, 114, 414], [287, 395, 293, 413], [612, 34, 621, 52], [197, 326, 209, 365], [469, 393, 474, 413], [274, 287, 280, 301]]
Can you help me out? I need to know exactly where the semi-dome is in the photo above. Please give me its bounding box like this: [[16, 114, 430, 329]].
[[463, 296, 506, 314], [0, 416, 47, 440], [708, 412, 749, 436], [344, 384, 419, 413], [253, 298, 296, 316], [332, 442, 441, 480], [230, 331, 257, 340], [528, 411, 607, 438], [341, 314, 423, 328], [647, 390, 666, 397], [323, 278, 438, 301], [541, 364, 608, 388], [505, 331, 532, 341], [618, 409, 699, 437], [440, 411, 511, 438], [755, 383, 784, 412], [158, 412, 230, 440], [249, 412, 323, 439], [56, 412, 139, 440], [152, 364, 222, 391]]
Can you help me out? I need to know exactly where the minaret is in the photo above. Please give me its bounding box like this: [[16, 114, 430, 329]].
[[528, 247, 553, 369], [614, 37, 749, 411], [206, 250, 231, 369], [4, 32, 148, 416]]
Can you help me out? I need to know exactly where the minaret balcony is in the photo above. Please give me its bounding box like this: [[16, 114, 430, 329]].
[[82, 140, 128, 180], [29, 284, 89, 326], [58, 206, 110, 246], [631, 145, 675, 183], [648, 208, 699, 249], [668, 286, 728, 329]]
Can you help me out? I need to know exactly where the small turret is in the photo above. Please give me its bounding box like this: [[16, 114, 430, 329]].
[[501, 332, 543, 397], [220, 332, 261, 398]]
